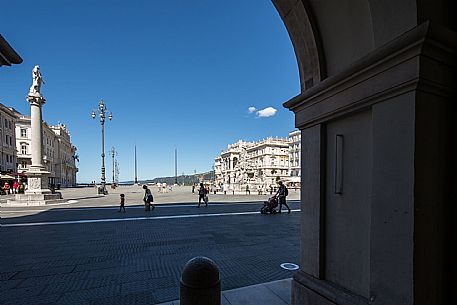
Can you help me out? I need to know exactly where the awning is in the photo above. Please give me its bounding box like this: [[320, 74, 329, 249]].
[[0, 174, 15, 179], [8, 172, 27, 177]]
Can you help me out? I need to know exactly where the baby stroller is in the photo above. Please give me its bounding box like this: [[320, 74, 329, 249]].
[[260, 196, 278, 214]]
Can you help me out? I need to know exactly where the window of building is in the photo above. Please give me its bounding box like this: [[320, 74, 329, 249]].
[[8, 121, 12, 129], [21, 161, 27, 168], [21, 144, 28, 155], [21, 128, 27, 138]]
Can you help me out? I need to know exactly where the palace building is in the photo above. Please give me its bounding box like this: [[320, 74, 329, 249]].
[[214, 131, 300, 192]]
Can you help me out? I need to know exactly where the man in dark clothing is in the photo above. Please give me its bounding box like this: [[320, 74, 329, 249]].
[[198, 183, 208, 208], [143, 185, 154, 211], [275, 181, 290, 213]]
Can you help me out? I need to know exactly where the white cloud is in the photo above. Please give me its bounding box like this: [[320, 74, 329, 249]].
[[248, 106, 257, 113], [256, 107, 277, 118]]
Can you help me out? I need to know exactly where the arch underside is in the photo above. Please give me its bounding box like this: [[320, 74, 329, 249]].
[[272, 1, 456, 304], [270, 0, 450, 92]]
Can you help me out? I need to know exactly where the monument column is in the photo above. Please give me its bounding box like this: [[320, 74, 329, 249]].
[[25, 94, 50, 194], [29, 97, 45, 172], [24, 65, 50, 194], [7, 65, 63, 205]]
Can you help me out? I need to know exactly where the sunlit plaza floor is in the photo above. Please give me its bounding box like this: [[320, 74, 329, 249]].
[[1, 185, 300, 304]]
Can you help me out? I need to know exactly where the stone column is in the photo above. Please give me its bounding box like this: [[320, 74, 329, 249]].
[[284, 22, 455, 305], [25, 94, 50, 195], [6, 68, 64, 206], [29, 96, 45, 172]]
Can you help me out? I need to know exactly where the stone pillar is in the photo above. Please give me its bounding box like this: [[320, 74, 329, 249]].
[[7, 93, 63, 205], [25, 94, 50, 195], [29, 97, 45, 171], [284, 22, 455, 305]]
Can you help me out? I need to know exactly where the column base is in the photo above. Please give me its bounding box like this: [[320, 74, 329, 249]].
[[291, 271, 369, 305], [5, 170, 67, 206], [6, 193, 65, 206], [26, 170, 50, 194]]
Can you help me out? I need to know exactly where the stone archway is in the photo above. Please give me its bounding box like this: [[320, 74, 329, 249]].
[[271, 1, 456, 304]]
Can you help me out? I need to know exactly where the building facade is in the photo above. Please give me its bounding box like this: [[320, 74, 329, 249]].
[[287, 130, 301, 187], [15, 113, 78, 187], [15, 114, 30, 173], [0, 103, 17, 172], [50, 123, 78, 187], [215, 137, 290, 192]]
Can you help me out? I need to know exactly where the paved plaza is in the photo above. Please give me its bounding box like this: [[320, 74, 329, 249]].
[[1, 186, 300, 304]]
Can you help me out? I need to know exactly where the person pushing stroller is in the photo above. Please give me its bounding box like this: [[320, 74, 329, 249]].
[[275, 181, 290, 213]]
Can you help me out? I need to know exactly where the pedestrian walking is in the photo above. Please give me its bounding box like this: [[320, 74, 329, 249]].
[[197, 183, 208, 207], [192, 183, 195, 194], [18, 183, 24, 194], [275, 181, 290, 213], [245, 184, 250, 195], [119, 193, 126, 212], [3, 182, 10, 195], [257, 185, 262, 195], [13, 181, 19, 194], [143, 185, 154, 211]]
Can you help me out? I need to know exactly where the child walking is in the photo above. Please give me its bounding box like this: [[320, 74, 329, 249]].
[[119, 194, 126, 212]]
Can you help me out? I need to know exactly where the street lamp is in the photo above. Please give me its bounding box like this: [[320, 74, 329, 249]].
[[91, 99, 112, 195]]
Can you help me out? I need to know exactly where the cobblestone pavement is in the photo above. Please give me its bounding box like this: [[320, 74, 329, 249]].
[[1, 186, 300, 304]]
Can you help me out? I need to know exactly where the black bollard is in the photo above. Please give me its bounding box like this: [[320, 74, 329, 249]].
[[180, 256, 221, 305]]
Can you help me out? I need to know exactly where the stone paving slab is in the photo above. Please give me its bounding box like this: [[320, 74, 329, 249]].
[[157, 279, 291, 305], [1, 184, 300, 211], [1, 192, 299, 304]]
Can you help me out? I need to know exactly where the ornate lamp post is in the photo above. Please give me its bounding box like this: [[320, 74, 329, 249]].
[[91, 100, 112, 195]]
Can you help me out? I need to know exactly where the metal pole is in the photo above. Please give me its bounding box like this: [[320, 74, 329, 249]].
[[111, 147, 115, 185], [175, 148, 178, 184], [101, 120, 106, 193], [115, 159, 119, 183], [92, 100, 111, 194], [134, 145, 138, 184]]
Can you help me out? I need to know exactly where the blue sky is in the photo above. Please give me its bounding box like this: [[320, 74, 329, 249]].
[[1, 0, 299, 183]]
